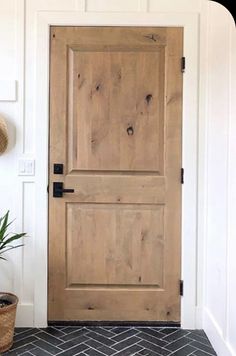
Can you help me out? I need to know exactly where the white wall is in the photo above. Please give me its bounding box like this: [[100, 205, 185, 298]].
[[0, 1, 235, 355], [203, 3, 236, 356]]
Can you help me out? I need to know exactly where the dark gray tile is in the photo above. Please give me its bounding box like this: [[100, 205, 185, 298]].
[[137, 340, 170, 355], [85, 348, 106, 356], [34, 331, 62, 346], [10, 336, 39, 351], [172, 344, 197, 356], [136, 327, 167, 339], [85, 338, 104, 349], [59, 334, 90, 350], [111, 328, 140, 342], [30, 347, 52, 356], [86, 327, 115, 338], [112, 343, 143, 355], [97, 344, 117, 355], [85, 331, 116, 346], [14, 328, 33, 335], [193, 350, 215, 356], [165, 337, 193, 351], [188, 332, 213, 346], [14, 329, 41, 342], [111, 327, 131, 334], [137, 350, 157, 356], [159, 328, 179, 335], [4, 343, 36, 355], [4, 326, 217, 356], [193, 330, 210, 339], [112, 336, 141, 351], [61, 326, 84, 334], [40, 327, 66, 338], [137, 332, 168, 348], [59, 328, 89, 342], [32, 339, 62, 354], [57, 343, 89, 356], [190, 341, 217, 355], [162, 329, 191, 342]]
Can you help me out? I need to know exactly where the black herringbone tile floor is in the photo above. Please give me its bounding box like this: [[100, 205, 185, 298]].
[[2, 327, 217, 356]]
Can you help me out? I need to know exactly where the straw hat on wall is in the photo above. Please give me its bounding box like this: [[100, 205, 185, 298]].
[[0, 115, 8, 155]]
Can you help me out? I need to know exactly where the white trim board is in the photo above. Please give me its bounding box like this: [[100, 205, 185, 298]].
[[0, 80, 17, 101], [32, 11, 199, 328], [203, 307, 235, 356]]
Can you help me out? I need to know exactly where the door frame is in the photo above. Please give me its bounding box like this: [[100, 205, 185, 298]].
[[34, 11, 199, 328]]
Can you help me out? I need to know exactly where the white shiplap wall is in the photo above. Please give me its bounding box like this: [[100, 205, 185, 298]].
[[0, 1, 235, 355]]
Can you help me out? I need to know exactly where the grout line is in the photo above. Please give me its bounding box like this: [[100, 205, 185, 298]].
[[169, 342, 198, 354], [8, 342, 36, 353], [138, 329, 169, 342], [9, 328, 217, 356], [136, 338, 170, 353], [56, 344, 90, 355], [31, 345, 54, 356], [112, 334, 142, 347]]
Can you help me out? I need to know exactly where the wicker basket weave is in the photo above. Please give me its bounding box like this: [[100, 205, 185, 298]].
[[0, 116, 8, 155], [0, 293, 18, 353]]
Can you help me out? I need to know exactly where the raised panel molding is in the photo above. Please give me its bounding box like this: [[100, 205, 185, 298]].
[[16, 304, 34, 327], [86, 0, 144, 12], [0, 80, 17, 101], [203, 308, 234, 356], [67, 203, 164, 288], [149, 0, 202, 13], [67, 44, 165, 173]]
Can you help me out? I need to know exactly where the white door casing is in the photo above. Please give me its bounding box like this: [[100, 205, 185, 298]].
[[31, 11, 199, 328]]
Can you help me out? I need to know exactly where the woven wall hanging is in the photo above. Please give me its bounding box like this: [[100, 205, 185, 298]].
[[0, 116, 8, 155]]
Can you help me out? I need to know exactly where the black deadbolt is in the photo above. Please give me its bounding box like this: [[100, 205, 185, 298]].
[[54, 163, 63, 174]]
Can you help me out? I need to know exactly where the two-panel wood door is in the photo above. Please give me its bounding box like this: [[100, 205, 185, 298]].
[[49, 27, 183, 321]]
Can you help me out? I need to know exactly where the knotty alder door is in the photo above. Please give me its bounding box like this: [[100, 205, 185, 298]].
[[49, 26, 183, 322]]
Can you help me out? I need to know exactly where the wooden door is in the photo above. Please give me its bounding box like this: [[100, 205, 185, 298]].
[[49, 26, 183, 321]]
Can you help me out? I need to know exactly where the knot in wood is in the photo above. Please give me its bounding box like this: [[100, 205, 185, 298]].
[[127, 126, 134, 136]]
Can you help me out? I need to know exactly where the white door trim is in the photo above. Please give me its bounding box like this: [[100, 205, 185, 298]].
[[34, 11, 199, 328]]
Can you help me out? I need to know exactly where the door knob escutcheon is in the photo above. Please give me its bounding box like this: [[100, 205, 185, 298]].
[[53, 182, 75, 198]]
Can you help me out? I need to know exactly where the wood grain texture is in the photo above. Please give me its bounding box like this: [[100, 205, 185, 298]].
[[68, 47, 164, 172], [49, 26, 183, 322], [67, 203, 164, 287]]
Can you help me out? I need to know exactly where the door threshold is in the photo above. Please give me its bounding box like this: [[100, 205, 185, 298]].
[[48, 320, 180, 327]]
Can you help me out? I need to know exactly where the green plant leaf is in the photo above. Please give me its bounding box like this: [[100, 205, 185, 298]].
[[0, 211, 27, 259], [0, 244, 24, 255], [0, 212, 13, 242], [0, 233, 26, 251]]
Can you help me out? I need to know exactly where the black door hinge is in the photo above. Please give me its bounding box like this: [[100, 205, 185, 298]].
[[180, 280, 184, 296], [181, 168, 184, 184], [181, 57, 185, 73], [47, 185, 49, 194]]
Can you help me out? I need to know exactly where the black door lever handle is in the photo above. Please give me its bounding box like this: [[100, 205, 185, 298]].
[[63, 188, 74, 193], [53, 182, 75, 198]]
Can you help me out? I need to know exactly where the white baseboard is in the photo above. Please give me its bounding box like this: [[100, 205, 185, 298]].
[[195, 306, 203, 329], [15, 303, 34, 327], [203, 307, 235, 356]]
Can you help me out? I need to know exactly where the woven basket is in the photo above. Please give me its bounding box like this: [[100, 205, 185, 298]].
[[0, 293, 18, 353], [0, 116, 8, 155]]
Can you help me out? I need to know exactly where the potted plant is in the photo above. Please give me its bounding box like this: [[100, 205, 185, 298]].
[[0, 211, 27, 353]]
